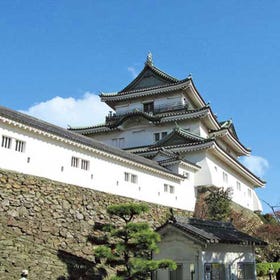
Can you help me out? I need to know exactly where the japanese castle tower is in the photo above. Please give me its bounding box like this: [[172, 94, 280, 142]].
[[69, 53, 265, 212]]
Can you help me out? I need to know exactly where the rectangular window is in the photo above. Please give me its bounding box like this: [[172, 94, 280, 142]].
[[169, 185, 175, 194], [164, 184, 175, 194], [81, 159, 89, 170], [204, 263, 225, 280], [131, 174, 138, 184], [124, 172, 138, 184], [237, 262, 255, 280], [223, 172, 228, 183], [247, 188, 252, 197], [183, 171, 190, 179], [143, 101, 154, 113], [15, 140, 25, 152], [71, 156, 79, 168], [1, 136, 11, 149], [154, 133, 160, 142], [112, 137, 125, 148], [236, 181, 241, 191], [154, 131, 168, 142], [124, 172, 130, 182]]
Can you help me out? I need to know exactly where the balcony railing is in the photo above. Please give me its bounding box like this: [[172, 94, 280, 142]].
[[106, 103, 189, 122]]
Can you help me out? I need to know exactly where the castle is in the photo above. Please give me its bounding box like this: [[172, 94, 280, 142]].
[[0, 54, 265, 212]]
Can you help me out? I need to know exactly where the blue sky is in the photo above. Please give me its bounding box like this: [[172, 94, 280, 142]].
[[0, 1, 279, 213]]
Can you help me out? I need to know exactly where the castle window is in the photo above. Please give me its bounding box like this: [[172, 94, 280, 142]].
[[15, 140, 25, 152], [154, 131, 168, 142], [124, 172, 130, 182], [131, 174, 138, 184], [1, 136, 11, 149], [164, 184, 175, 194], [112, 137, 125, 148], [183, 171, 190, 179], [81, 159, 89, 170], [247, 188, 252, 197], [223, 172, 228, 183], [236, 181, 241, 191], [71, 156, 79, 168], [124, 172, 138, 184], [154, 133, 160, 142], [143, 101, 154, 113]]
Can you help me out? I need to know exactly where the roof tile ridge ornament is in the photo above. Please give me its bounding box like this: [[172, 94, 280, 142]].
[[145, 51, 153, 66]]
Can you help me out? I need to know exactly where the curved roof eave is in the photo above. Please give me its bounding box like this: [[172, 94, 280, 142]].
[[100, 79, 191, 104], [210, 129, 251, 156], [184, 79, 207, 108]]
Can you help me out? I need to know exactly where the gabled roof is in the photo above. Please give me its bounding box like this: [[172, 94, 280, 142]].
[[120, 56, 179, 93], [155, 126, 204, 147], [99, 55, 207, 109], [0, 105, 184, 180], [220, 120, 238, 140], [157, 216, 266, 246], [210, 127, 251, 156]]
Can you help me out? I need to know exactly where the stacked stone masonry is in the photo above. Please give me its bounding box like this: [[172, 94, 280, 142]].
[[0, 168, 191, 279]]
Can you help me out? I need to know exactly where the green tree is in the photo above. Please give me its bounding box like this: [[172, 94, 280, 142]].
[[93, 203, 176, 280], [205, 188, 232, 221]]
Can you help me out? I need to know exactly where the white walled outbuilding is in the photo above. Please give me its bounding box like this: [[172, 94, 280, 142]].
[[154, 217, 265, 280]]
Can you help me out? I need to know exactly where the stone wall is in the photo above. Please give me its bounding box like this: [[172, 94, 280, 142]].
[[0, 169, 191, 279]]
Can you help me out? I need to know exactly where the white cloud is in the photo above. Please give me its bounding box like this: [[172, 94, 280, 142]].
[[20, 92, 110, 128], [241, 155, 269, 177], [127, 66, 138, 78]]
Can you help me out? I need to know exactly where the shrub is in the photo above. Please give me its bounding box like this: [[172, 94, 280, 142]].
[[256, 262, 280, 276]]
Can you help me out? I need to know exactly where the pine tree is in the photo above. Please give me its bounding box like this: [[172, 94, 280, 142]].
[[205, 188, 232, 221], [93, 203, 176, 280]]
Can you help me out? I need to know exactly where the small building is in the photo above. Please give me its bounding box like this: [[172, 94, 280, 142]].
[[154, 216, 266, 280]]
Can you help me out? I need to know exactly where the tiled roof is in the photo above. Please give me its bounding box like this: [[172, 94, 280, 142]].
[[100, 79, 190, 99], [129, 139, 214, 154], [158, 216, 266, 246], [0, 105, 183, 179], [119, 62, 179, 93], [158, 158, 201, 170], [154, 126, 205, 147], [68, 106, 211, 133]]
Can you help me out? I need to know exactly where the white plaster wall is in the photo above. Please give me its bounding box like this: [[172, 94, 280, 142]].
[[0, 122, 196, 211], [154, 227, 201, 280], [185, 150, 261, 211], [186, 151, 212, 187], [91, 118, 203, 149], [205, 152, 261, 211]]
